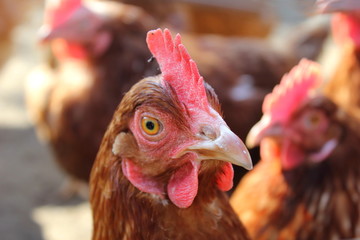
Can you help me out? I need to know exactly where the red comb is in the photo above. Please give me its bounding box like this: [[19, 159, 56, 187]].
[[45, 0, 82, 28], [263, 59, 322, 123], [332, 13, 360, 47], [146, 29, 209, 113]]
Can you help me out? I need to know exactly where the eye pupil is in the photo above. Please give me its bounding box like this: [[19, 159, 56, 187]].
[[146, 121, 155, 130], [310, 115, 319, 124], [141, 116, 161, 135]]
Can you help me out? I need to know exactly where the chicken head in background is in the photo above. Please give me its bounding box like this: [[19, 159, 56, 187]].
[[231, 59, 360, 239], [317, 0, 360, 119], [26, 0, 159, 196], [90, 29, 252, 240]]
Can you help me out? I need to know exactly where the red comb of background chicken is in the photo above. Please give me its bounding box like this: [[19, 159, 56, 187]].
[[146, 28, 209, 114], [263, 59, 322, 123], [332, 13, 360, 46], [45, 0, 82, 28]]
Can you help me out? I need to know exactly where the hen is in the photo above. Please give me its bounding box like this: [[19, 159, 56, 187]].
[[317, 0, 360, 119], [90, 28, 252, 240], [230, 59, 360, 239], [26, 0, 158, 186]]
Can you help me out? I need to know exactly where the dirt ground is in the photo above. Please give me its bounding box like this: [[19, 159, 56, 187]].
[[0, 1, 316, 240]]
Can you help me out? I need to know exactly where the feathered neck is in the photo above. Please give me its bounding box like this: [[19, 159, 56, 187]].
[[91, 149, 249, 240]]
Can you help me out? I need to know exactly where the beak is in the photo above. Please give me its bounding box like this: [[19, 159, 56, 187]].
[[316, 0, 360, 13], [38, 24, 56, 43], [246, 115, 283, 149], [187, 124, 253, 170]]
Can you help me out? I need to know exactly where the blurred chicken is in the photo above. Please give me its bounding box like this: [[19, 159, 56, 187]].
[[26, 0, 159, 192], [317, 0, 360, 118], [230, 59, 360, 239], [90, 29, 252, 240]]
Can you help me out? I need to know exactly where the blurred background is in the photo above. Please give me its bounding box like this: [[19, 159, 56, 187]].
[[0, 0, 325, 239]]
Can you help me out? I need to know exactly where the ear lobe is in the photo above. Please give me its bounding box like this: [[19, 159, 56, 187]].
[[122, 158, 166, 196], [93, 31, 112, 56]]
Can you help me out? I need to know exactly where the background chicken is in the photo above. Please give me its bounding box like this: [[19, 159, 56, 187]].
[[90, 28, 252, 239], [26, 0, 159, 193], [317, 0, 360, 119], [230, 59, 360, 239]]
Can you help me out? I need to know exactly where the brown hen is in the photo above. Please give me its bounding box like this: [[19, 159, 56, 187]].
[[90, 28, 252, 240], [230, 59, 360, 239], [26, 0, 159, 185]]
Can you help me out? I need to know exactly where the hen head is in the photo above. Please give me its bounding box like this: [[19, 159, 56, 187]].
[[246, 59, 343, 170], [105, 29, 252, 209], [39, 0, 111, 60], [39, 0, 153, 60], [317, 0, 360, 48]]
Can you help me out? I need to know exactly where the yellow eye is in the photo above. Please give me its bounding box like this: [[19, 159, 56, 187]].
[[141, 116, 161, 135]]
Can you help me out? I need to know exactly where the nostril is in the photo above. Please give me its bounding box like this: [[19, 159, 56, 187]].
[[200, 126, 217, 140]]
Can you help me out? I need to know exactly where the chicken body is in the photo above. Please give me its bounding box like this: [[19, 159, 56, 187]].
[[90, 29, 252, 240], [231, 60, 360, 239], [26, 1, 159, 182]]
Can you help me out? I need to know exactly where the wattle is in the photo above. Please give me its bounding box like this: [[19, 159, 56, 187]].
[[122, 158, 233, 208], [281, 139, 305, 170], [167, 161, 200, 208], [215, 162, 234, 191], [52, 39, 88, 61], [121, 159, 165, 196], [260, 138, 281, 161]]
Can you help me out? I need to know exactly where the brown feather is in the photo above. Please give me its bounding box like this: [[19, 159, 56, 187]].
[[324, 42, 360, 119]]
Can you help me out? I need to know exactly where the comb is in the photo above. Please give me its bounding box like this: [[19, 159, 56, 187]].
[[146, 29, 209, 113], [263, 59, 322, 123], [45, 0, 82, 28]]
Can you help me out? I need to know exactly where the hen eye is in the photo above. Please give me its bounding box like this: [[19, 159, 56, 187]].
[[309, 115, 320, 125], [301, 110, 326, 130], [141, 116, 161, 135]]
